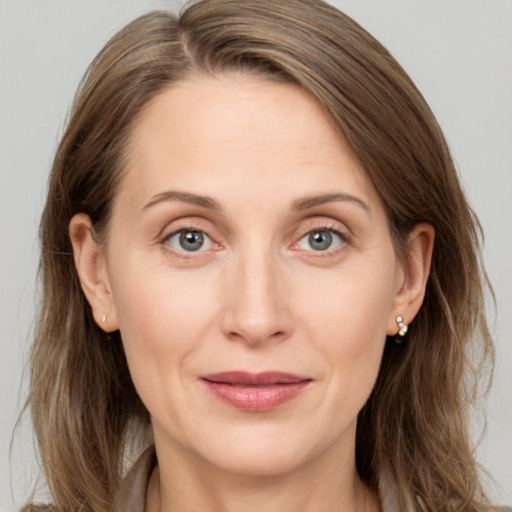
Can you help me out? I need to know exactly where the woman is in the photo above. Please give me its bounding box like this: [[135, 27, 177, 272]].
[[22, 0, 504, 510]]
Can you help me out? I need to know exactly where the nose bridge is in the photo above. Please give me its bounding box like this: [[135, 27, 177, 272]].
[[221, 242, 291, 345]]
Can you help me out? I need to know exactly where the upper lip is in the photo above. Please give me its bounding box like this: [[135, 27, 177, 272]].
[[201, 371, 311, 386]]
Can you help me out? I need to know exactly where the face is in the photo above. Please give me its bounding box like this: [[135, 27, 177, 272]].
[[96, 76, 407, 475]]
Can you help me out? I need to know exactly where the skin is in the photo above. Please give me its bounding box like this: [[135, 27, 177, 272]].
[[70, 75, 434, 512]]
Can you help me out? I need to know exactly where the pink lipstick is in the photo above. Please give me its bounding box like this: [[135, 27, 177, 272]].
[[200, 371, 311, 411]]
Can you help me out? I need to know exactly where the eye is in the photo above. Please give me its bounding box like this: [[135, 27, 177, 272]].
[[297, 229, 344, 251], [165, 229, 213, 252]]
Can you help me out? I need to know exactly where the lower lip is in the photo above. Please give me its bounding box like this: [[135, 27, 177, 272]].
[[202, 380, 310, 411]]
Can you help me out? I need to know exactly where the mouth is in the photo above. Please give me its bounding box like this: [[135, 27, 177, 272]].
[[200, 371, 312, 411]]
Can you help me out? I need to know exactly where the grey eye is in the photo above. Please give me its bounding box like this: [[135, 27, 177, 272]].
[[180, 231, 204, 251], [297, 229, 343, 252], [166, 230, 211, 252], [308, 231, 333, 251]]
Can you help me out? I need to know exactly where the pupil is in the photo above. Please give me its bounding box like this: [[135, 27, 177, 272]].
[[309, 231, 332, 251], [180, 231, 204, 251]]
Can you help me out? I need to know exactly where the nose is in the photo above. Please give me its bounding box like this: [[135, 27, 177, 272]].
[[220, 248, 293, 347]]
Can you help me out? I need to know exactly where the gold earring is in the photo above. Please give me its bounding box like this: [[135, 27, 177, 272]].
[[396, 315, 408, 336], [101, 315, 107, 323]]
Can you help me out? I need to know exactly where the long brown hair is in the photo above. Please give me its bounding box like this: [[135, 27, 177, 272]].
[[24, 1, 494, 510]]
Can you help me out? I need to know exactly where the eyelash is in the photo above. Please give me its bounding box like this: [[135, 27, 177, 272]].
[[159, 221, 350, 257]]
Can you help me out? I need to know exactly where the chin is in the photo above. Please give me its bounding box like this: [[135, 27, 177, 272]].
[[190, 423, 334, 477], [205, 447, 309, 477]]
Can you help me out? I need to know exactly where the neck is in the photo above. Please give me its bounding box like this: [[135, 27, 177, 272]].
[[145, 439, 381, 512], [148, 472, 379, 512]]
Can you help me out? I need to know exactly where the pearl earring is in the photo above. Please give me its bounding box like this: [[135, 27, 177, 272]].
[[101, 315, 107, 323], [396, 315, 408, 336]]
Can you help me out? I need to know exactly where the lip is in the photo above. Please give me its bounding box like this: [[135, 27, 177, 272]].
[[200, 371, 312, 411]]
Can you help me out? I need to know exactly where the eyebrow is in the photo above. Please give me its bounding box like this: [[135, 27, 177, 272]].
[[142, 190, 369, 213], [293, 193, 369, 212], [143, 191, 221, 211]]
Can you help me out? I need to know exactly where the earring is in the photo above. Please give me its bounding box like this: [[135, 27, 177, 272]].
[[101, 315, 107, 323], [396, 315, 408, 336]]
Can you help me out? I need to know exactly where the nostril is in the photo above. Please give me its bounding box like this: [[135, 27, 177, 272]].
[[225, 328, 289, 346]]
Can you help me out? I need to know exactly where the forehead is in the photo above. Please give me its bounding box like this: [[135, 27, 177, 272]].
[[118, 74, 377, 211]]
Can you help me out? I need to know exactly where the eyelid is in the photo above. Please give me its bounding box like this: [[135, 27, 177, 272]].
[[293, 218, 350, 241], [155, 215, 209, 240]]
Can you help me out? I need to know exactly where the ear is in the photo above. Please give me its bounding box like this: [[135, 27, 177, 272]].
[[69, 213, 118, 332], [386, 223, 435, 336]]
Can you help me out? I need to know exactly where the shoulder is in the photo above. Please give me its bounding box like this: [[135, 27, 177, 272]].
[[20, 448, 156, 512]]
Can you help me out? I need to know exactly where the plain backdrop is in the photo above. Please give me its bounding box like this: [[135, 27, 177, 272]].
[[1, 1, 511, 510]]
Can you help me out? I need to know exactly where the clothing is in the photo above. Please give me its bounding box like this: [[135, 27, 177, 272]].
[[115, 446, 402, 512], [116, 447, 157, 512]]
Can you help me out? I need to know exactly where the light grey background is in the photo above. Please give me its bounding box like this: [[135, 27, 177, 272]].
[[1, 1, 511, 510]]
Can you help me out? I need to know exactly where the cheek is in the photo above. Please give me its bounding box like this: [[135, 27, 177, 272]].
[[300, 262, 395, 345], [112, 259, 217, 342], [297, 260, 395, 395], [108, 261, 219, 404]]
